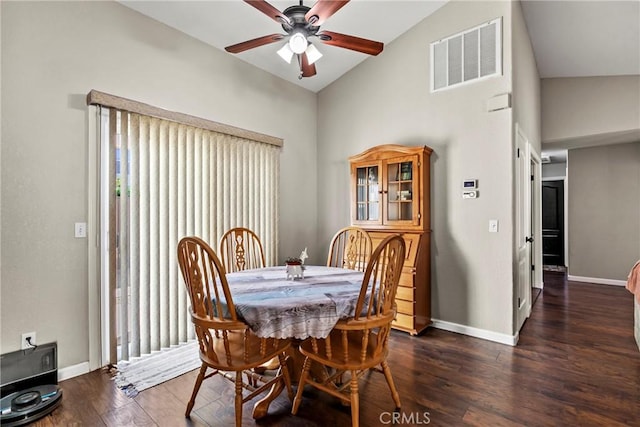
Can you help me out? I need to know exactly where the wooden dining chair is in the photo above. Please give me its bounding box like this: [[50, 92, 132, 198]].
[[219, 227, 266, 273], [177, 236, 292, 427], [293, 234, 406, 427], [326, 226, 373, 272]]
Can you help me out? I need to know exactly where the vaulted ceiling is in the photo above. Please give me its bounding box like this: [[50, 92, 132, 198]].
[[119, 1, 640, 93], [119, 1, 447, 92]]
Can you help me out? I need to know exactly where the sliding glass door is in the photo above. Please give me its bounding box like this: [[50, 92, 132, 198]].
[[98, 106, 280, 364]]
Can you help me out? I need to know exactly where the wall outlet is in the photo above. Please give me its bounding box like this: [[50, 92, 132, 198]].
[[21, 332, 36, 350]]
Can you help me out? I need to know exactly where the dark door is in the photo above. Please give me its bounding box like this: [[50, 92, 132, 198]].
[[542, 180, 564, 266]]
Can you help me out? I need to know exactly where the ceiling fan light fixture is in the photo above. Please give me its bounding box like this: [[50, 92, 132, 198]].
[[305, 43, 323, 65], [225, 0, 385, 79], [277, 43, 294, 64], [288, 31, 308, 54]]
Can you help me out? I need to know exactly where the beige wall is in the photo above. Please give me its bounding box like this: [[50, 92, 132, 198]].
[[540, 67, 640, 289], [542, 76, 640, 143], [542, 162, 567, 179], [511, 0, 542, 318], [2, 0, 543, 370], [512, 0, 541, 155], [1, 1, 318, 368], [318, 1, 520, 336], [568, 142, 640, 280]]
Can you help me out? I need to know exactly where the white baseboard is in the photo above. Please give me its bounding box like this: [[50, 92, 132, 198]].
[[431, 319, 518, 346], [58, 361, 90, 381], [567, 275, 627, 287]]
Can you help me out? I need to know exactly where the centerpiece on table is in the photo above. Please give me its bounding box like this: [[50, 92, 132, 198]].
[[285, 248, 308, 280]]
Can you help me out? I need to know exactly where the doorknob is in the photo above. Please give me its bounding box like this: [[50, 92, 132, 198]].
[[525, 236, 534, 243]]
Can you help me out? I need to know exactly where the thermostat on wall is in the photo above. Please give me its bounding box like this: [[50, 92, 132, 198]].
[[463, 179, 477, 189]]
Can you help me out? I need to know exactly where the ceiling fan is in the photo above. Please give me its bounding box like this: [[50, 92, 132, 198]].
[[225, 0, 384, 79]]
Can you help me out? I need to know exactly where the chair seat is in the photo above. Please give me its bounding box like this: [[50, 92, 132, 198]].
[[299, 329, 387, 371], [197, 329, 289, 370]]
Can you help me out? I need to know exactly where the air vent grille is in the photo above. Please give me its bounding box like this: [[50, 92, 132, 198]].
[[431, 18, 502, 92]]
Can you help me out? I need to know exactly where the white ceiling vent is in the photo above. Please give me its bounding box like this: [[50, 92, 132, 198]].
[[431, 18, 502, 92]]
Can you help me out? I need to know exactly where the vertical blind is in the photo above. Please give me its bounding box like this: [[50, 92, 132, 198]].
[[103, 107, 280, 363]]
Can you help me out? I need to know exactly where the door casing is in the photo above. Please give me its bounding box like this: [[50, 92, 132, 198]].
[[515, 124, 533, 333]]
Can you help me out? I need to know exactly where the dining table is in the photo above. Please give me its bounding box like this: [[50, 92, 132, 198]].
[[225, 265, 365, 339], [223, 264, 365, 418]]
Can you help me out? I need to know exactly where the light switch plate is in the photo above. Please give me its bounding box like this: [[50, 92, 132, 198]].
[[75, 222, 87, 238], [489, 219, 499, 233]]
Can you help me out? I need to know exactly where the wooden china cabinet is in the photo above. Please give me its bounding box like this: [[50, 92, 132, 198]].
[[349, 144, 433, 335]]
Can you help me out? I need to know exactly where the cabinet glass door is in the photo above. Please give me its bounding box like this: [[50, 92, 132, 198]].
[[355, 165, 379, 221], [385, 157, 418, 224]]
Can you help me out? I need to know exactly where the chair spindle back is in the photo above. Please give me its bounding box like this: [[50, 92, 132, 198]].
[[327, 226, 373, 272], [219, 227, 266, 273]]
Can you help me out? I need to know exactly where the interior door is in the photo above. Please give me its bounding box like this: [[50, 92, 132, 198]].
[[515, 126, 532, 331], [542, 180, 564, 266]]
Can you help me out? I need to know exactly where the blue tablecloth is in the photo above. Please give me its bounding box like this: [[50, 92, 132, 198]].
[[225, 266, 364, 339]]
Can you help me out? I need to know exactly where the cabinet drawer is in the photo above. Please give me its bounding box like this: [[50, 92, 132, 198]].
[[398, 271, 414, 288], [395, 299, 414, 314], [396, 286, 414, 301], [393, 312, 415, 330]]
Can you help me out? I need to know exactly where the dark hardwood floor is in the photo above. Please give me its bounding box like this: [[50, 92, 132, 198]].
[[33, 272, 639, 426]]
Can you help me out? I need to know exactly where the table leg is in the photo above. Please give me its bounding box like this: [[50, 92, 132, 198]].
[[252, 378, 285, 419], [251, 340, 332, 419], [251, 348, 296, 418], [286, 341, 331, 383]]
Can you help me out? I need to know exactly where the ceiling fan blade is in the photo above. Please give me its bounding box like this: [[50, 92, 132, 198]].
[[305, 0, 349, 26], [300, 53, 317, 78], [225, 34, 285, 54], [317, 30, 383, 56], [244, 0, 291, 26]]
